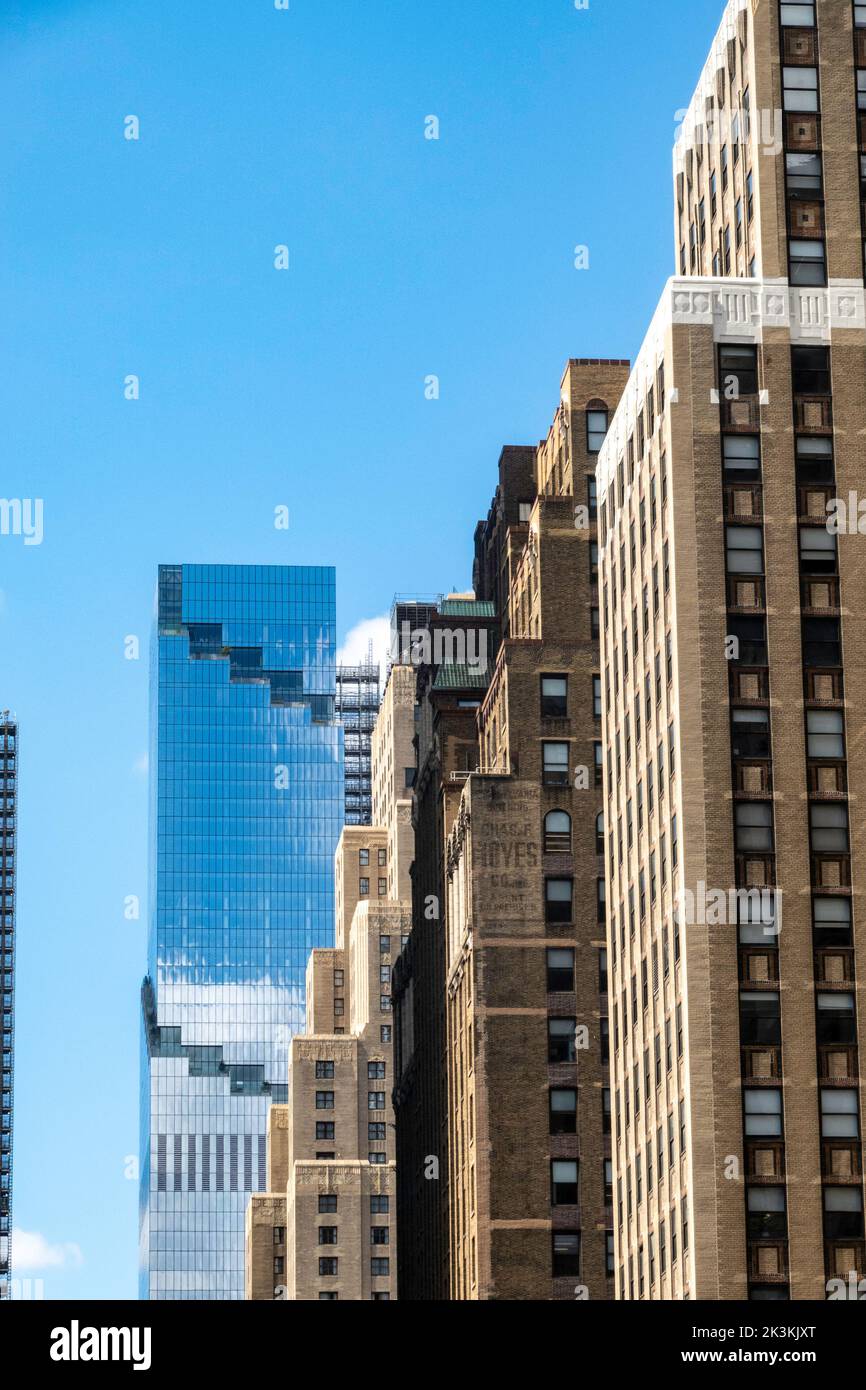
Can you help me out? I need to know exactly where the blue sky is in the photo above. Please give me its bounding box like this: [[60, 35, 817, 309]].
[[0, 0, 724, 1299]]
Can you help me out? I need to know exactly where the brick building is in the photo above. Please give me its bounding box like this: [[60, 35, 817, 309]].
[[245, 670, 415, 1300], [600, 0, 866, 1300]]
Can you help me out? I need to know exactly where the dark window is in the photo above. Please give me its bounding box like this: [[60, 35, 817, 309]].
[[719, 343, 758, 397], [802, 617, 841, 667], [792, 346, 831, 396], [550, 1088, 577, 1135], [545, 878, 573, 924], [548, 1017, 577, 1064], [318, 1226, 338, 1245], [551, 1160, 579, 1205], [318, 1257, 338, 1276], [824, 1189, 864, 1241], [816, 992, 856, 1046], [730, 616, 767, 666], [747, 1187, 787, 1240], [547, 947, 575, 992], [739, 991, 781, 1046], [541, 675, 568, 718], [552, 1231, 581, 1276], [318, 1195, 338, 1213]]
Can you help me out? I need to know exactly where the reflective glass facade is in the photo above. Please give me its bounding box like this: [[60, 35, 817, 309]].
[[140, 565, 343, 1299]]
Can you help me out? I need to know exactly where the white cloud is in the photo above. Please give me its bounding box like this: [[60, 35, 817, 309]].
[[337, 614, 390, 686], [12, 1230, 84, 1271], [132, 751, 149, 777]]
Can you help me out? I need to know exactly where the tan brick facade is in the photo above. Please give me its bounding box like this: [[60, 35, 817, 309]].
[[245, 670, 415, 1300]]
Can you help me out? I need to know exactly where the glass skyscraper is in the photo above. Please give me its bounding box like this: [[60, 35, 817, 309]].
[[140, 565, 343, 1300]]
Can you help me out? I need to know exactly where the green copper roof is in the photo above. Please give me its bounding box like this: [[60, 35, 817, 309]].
[[437, 599, 496, 618], [433, 664, 490, 690]]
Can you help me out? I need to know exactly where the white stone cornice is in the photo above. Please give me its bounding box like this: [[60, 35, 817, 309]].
[[596, 275, 866, 498]]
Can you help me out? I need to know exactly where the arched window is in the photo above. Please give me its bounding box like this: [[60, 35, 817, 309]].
[[596, 812, 605, 855], [544, 810, 572, 853], [586, 399, 610, 454]]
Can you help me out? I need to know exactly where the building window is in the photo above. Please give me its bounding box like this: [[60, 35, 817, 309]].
[[368, 1122, 386, 1141], [318, 1257, 338, 1276], [369, 1151, 387, 1164], [316, 1122, 335, 1140], [542, 742, 569, 787], [587, 407, 609, 453], [404, 767, 416, 789], [790, 239, 826, 286], [723, 434, 760, 479], [371, 1258, 390, 1276], [820, 1089, 860, 1138], [726, 525, 764, 575], [551, 1160, 579, 1205], [747, 1188, 787, 1240], [359, 878, 369, 896], [548, 1017, 577, 1064], [274, 1226, 285, 1244], [371, 1226, 390, 1245], [550, 1088, 577, 1135], [545, 878, 573, 924], [546, 947, 575, 992], [552, 1231, 581, 1277], [368, 1060, 386, 1079], [783, 66, 818, 112], [810, 803, 849, 853], [359, 849, 369, 867], [380, 1025, 392, 1043], [739, 991, 781, 1046], [379, 934, 391, 954], [544, 809, 571, 852], [318, 1226, 338, 1245], [368, 1091, 386, 1110], [333, 969, 344, 987], [380, 965, 391, 985], [824, 1188, 865, 1240], [378, 847, 386, 866], [319, 1292, 338, 1300], [735, 802, 774, 852], [378, 878, 387, 895], [518, 500, 533, 523], [780, 2, 815, 23], [315, 1061, 334, 1079], [371, 1195, 390, 1213], [816, 992, 856, 1045], [334, 998, 344, 1016], [318, 1195, 338, 1213], [593, 675, 602, 719], [380, 994, 391, 1012], [744, 1088, 783, 1138], [315, 1091, 335, 1109], [541, 674, 568, 718]]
